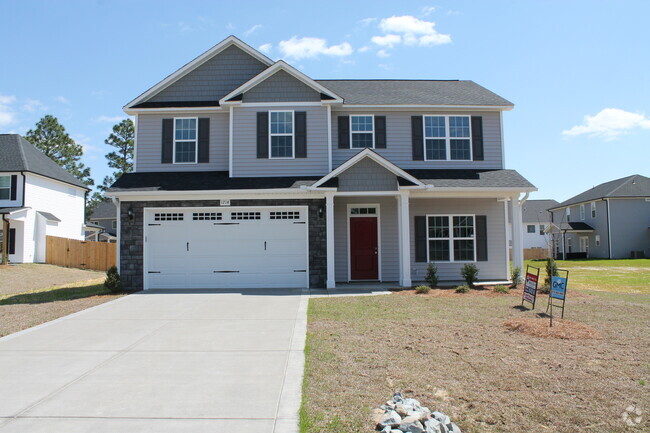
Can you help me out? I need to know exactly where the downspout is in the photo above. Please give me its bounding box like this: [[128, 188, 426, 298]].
[[604, 198, 612, 259], [1, 214, 8, 265]]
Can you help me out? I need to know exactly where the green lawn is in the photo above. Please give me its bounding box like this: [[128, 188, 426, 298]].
[[523, 258, 650, 294], [0, 279, 110, 305]]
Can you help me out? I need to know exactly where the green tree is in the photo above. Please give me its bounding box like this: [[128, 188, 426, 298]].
[[25, 115, 94, 186], [104, 119, 134, 179]]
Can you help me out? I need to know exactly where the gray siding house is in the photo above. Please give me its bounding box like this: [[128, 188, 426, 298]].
[[107, 36, 536, 291], [547, 174, 650, 259], [86, 200, 117, 242]]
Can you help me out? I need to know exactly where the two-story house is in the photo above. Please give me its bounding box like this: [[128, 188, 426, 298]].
[[0, 134, 89, 263], [86, 200, 117, 242], [547, 174, 650, 259], [107, 36, 536, 291]]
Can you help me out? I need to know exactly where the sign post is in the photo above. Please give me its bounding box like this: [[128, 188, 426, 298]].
[[547, 269, 569, 326], [522, 265, 540, 309]]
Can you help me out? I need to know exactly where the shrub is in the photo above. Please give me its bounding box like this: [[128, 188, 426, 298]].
[[425, 263, 438, 289], [494, 285, 510, 294], [544, 257, 558, 287], [455, 285, 470, 294], [460, 263, 479, 288], [415, 285, 431, 294], [510, 266, 522, 288], [104, 266, 123, 293]]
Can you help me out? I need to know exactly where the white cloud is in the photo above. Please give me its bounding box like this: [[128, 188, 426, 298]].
[[22, 98, 47, 113], [258, 43, 272, 54], [421, 6, 436, 16], [371, 34, 402, 48], [358, 46, 370, 53], [377, 49, 390, 58], [374, 15, 452, 48], [360, 17, 377, 26], [56, 96, 70, 104], [278, 36, 353, 60], [244, 24, 262, 36], [563, 108, 650, 140], [73, 134, 100, 153], [0, 94, 17, 126], [95, 115, 126, 123]]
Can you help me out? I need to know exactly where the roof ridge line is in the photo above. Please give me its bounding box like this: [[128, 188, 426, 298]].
[[604, 175, 637, 197], [17, 135, 29, 171]]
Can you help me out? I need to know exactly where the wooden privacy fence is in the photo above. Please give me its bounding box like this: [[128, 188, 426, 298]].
[[46, 236, 116, 271], [524, 248, 549, 260]]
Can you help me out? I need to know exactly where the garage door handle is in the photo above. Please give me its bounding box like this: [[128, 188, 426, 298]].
[[293, 270, 307, 273], [213, 270, 239, 273], [187, 242, 189, 252]]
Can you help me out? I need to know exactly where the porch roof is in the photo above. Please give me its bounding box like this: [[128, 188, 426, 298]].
[[547, 221, 595, 233], [405, 169, 535, 189]]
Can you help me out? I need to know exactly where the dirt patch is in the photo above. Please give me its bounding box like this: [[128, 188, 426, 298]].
[[504, 318, 599, 340], [0, 264, 104, 295], [0, 294, 121, 337]]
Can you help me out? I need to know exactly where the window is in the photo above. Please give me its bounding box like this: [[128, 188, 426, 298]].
[[567, 237, 572, 253], [154, 212, 184, 221], [591, 202, 596, 218], [427, 215, 475, 262], [112, 220, 117, 229], [580, 204, 585, 221], [350, 207, 377, 215], [539, 224, 545, 235], [423, 115, 472, 161], [193, 212, 222, 221], [566, 207, 571, 222], [231, 212, 261, 220], [174, 118, 197, 163], [0, 176, 10, 200], [269, 111, 294, 158], [350, 115, 374, 148], [270, 211, 300, 220], [527, 224, 536, 233], [595, 235, 601, 246]]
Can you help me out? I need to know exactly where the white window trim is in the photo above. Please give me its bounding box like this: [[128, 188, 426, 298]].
[[566, 207, 571, 222], [422, 115, 473, 161], [595, 234, 601, 246], [426, 214, 476, 263], [591, 201, 596, 218], [268, 110, 295, 159], [346, 203, 382, 282], [350, 114, 375, 149], [0, 175, 10, 200], [579, 204, 585, 221], [173, 117, 198, 164]]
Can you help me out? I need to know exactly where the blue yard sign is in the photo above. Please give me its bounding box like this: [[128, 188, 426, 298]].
[[550, 276, 567, 300]]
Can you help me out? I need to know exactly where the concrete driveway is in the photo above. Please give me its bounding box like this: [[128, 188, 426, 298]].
[[0, 289, 307, 433]]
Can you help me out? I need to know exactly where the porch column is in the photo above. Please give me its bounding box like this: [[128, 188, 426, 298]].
[[325, 192, 336, 289], [511, 195, 524, 270], [398, 191, 412, 287]]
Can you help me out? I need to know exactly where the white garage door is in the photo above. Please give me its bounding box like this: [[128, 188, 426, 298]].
[[144, 206, 309, 289]]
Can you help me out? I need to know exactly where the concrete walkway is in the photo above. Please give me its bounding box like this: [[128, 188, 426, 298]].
[[0, 289, 307, 433]]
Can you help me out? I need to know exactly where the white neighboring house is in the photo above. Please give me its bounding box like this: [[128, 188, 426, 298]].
[[507, 199, 558, 252], [0, 134, 89, 263]]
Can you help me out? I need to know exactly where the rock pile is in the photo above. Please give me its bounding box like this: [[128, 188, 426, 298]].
[[372, 392, 461, 433]]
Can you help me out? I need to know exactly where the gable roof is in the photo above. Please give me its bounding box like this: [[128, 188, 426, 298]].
[[315, 80, 513, 107], [0, 134, 88, 189], [88, 200, 116, 219], [125, 36, 273, 110], [221, 61, 342, 104], [521, 199, 558, 222], [310, 148, 424, 188], [405, 169, 535, 190], [549, 174, 650, 210]]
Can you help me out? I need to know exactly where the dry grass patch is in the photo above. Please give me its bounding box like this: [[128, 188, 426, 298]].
[[302, 291, 650, 433], [504, 318, 598, 340]]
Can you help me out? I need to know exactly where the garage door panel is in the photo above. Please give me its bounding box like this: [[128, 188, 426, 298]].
[[145, 207, 309, 289]]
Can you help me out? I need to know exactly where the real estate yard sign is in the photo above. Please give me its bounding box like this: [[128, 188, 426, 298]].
[[547, 270, 570, 324], [522, 265, 540, 309]]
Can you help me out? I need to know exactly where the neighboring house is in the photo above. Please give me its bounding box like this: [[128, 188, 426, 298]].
[[86, 200, 117, 242], [547, 174, 650, 259], [107, 36, 536, 291], [0, 134, 89, 263], [507, 199, 558, 251]]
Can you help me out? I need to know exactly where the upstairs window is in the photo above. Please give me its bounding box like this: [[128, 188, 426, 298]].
[[269, 111, 294, 158], [424, 115, 472, 161], [0, 176, 10, 200], [527, 225, 536, 233], [591, 202, 596, 218], [566, 207, 571, 222], [174, 118, 197, 163], [580, 204, 585, 221], [350, 115, 374, 148], [539, 224, 545, 235]]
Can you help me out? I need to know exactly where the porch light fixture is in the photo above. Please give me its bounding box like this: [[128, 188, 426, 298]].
[[318, 206, 324, 219], [127, 208, 134, 220]]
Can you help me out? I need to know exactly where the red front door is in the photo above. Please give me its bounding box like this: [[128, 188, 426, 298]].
[[350, 217, 378, 280]]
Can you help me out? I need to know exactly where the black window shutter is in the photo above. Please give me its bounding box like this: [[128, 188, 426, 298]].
[[476, 215, 488, 261], [198, 118, 210, 163], [161, 119, 173, 163], [471, 116, 484, 161], [257, 112, 269, 159], [374, 116, 386, 148], [10, 175, 17, 200], [295, 111, 307, 158], [411, 116, 424, 160], [414, 216, 427, 262], [338, 116, 350, 148], [8, 228, 16, 255]]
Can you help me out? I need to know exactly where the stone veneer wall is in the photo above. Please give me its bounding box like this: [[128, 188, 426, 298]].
[[119, 198, 327, 291]]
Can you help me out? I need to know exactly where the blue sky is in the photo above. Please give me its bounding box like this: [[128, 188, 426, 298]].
[[1, 0, 648, 201]]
